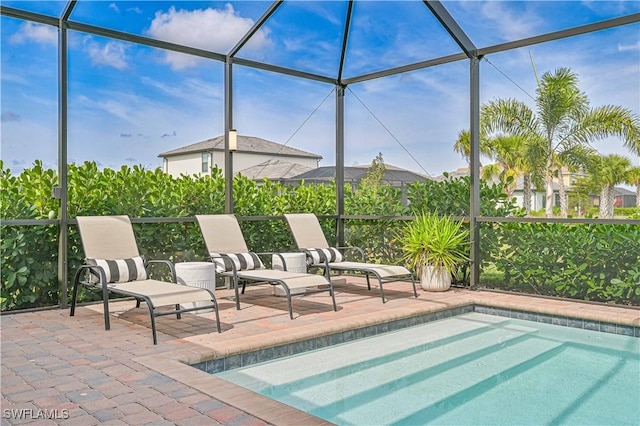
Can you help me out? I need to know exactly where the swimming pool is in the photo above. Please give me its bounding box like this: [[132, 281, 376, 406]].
[[216, 312, 640, 425]]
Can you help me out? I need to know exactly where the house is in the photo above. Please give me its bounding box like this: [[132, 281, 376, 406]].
[[439, 167, 638, 213], [613, 187, 637, 208], [289, 164, 431, 204], [290, 164, 430, 187], [237, 159, 314, 181], [158, 135, 322, 178], [437, 167, 556, 211], [591, 187, 637, 209]]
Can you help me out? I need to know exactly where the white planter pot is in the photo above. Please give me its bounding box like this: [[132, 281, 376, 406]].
[[420, 265, 451, 292]]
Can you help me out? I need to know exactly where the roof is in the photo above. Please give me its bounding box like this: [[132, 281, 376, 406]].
[[290, 164, 430, 184], [614, 187, 636, 196], [237, 159, 314, 180], [158, 135, 322, 160]]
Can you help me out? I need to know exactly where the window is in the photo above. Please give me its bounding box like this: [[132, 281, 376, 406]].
[[201, 153, 208, 173]]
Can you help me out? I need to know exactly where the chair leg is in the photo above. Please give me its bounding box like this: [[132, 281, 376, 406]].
[[70, 269, 83, 317], [370, 272, 385, 303], [379, 279, 386, 303], [233, 276, 241, 310], [101, 284, 111, 330], [175, 304, 181, 319], [136, 296, 157, 344], [285, 288, 294, 320], [212, 297, 222, 333], [329, 284, 337, 312], [410, 274, 418, 298], [277, 283, 294, 320], [149, 312, 158, 345], [366, 274, 372, 291]]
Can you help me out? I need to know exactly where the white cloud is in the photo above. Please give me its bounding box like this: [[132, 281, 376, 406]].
[[108, 3, 120, 14], [580, 0, 631, 15], [1, 72, 29, 85], [85, 39, 129, 70], [145, 4, 272, 70], [618, 41, 640, 52], [480, 2, 542, 42], [9, 22, 57, 45], [140, 76, 222, 103]]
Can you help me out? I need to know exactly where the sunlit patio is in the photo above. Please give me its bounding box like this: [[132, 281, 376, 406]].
[[2, 277, 638, 425]]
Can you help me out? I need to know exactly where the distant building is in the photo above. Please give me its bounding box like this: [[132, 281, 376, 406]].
[[237, 159, 314, 181], [290, 164, 429, 186], [439, 167, 637, 212], [613, 187, 636, 208], [436, 167, 560, 211], [290, 164, 431, 204], [158, 135, 322, 179]]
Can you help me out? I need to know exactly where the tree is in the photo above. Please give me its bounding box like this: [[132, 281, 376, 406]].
[[481, 68, 640, 217], [625, 166, 640, 208], [586, 154, 631, 218], [486, 135, 529, 200], [454, 126, 545, 215], [360, 152, 386, 188], [453, 129, 491, 166]]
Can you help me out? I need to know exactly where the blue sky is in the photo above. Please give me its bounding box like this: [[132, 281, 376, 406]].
[[2, 1, 639, 178]]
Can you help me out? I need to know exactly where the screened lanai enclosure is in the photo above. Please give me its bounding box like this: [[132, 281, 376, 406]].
[[2, 1, 639, 311]]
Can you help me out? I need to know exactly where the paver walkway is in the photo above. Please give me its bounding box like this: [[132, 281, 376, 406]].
[[2, 278, 639, 425]]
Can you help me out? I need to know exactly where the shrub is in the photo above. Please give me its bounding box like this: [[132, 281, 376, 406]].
[[6, 160, 632, 311]]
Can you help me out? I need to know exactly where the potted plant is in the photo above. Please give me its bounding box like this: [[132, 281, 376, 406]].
[[396, 212, 470, 291]]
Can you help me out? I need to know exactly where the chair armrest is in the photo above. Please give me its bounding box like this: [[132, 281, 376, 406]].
[[337, 246, 366, 262], [146, 259, 177, 283], [206, 254, 240, 276], [76, 264, 108, 285], [257, 252, 284, 270], [302, 248, 331, 269], [74, 264, 111, 300]]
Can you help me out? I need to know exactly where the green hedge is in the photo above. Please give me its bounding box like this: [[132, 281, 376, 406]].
[[584, 207, 640, 219], [481, 222, 640, 305], [3, 160, 638, 310]]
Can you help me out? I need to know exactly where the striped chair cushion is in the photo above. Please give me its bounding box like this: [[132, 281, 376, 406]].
[[86, 256, 148, 283], [306, 247, 344, 266], [209, 252, 265, 274]]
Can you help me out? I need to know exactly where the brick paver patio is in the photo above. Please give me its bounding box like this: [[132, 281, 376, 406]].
[[2, 277, 639, 425]]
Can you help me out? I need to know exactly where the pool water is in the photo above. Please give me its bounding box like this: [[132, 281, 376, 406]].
[[216, 313, 640, 425]]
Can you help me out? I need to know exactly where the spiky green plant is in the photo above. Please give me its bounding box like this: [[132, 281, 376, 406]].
[[396, 212, 470, 276]]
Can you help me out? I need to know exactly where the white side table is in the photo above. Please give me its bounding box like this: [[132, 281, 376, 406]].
[[272, 252, 307, 297], [175, 262, 216, 312]]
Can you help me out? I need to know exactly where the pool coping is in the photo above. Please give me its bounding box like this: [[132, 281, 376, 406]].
[[134, 293, 640, 426], [194, 304, 638, 375]]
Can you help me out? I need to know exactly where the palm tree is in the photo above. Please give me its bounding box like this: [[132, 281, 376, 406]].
[[518, 135, 547, 215], [454, 126, 545, 215], [484, 135, 526, 199], [453, 129, 492, 166], [481, 68, 640, 217], [587, 154, 631, 218], [625, 166, 640, 208]]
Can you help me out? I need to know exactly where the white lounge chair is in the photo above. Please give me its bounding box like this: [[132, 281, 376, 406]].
[[284, 213, 418, 303], [195, 214, 337, 319], [70, 215, 221, 344]]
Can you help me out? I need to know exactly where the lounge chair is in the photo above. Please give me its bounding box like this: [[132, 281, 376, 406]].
[[195, 214, 337, 319], [70, 215, 221, 344], [284, 213, 418, 302]]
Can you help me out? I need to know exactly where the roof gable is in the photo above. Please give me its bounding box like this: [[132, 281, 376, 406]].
[[291, 164, 430, 183], [237, 159, 314, 180], [158, 135, 322, 160]]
